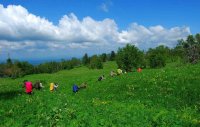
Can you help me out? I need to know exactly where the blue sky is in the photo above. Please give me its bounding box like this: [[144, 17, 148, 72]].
[[2, 0, 200, 32], [0, 0, 199, 62]]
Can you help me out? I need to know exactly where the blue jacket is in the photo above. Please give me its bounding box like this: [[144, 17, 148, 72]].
[[73, 85, 79, 93]]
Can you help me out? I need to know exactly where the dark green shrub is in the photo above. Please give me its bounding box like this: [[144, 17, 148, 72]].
[[89, 55, 103, 69], [82, 53, 90, 65], [116, 44, 145, 71], [149, 54, 166, 68], [109, 51, 116, 61], [100, 53, 107, 62], [146, 45, 169, 68], [175, 34, 200, 64]]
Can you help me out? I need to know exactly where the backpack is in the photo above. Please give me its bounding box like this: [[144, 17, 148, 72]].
[[98, 76, 102, 81], [34, 82, 40, 89], [50, 83, 54, 91], [73, 85, 79, 93]]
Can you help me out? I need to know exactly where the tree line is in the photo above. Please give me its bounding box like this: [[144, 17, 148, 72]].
[[0, 51, 116, 78], [0, 58, 81, 78], [116, 33, 200, 71], [0, 33, 199, 78]]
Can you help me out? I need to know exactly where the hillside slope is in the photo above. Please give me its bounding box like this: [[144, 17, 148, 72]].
[[0, 62, 200, 126]]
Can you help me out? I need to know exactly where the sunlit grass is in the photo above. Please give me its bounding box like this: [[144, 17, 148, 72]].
[[0, 61, 200, 126]]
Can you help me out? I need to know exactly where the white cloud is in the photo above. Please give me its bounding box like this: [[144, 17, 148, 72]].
[[57, 13, 118, 44], [0, 4, 58, 42], [117, 23, 190, 48], [0, 4, 191, 56]]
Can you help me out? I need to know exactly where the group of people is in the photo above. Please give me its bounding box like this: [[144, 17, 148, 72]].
[[23, 68, 142, 95], [23, 80, 59, 95], [110, 68, 124, 77], [23, 80, 44, 94], [97, 69, 124, 82], [22, 80, 86, 95], [98, 68, 142, 81]]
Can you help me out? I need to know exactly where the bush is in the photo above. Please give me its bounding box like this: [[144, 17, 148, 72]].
[[82, 53, 90, 65], [100, 53, 107, 62], [149, 54, 166, 68], [175, 34, 200, 64], [116, 44, 145, 71], [89, 55, 103, 69], [146, 45, 168, 68], [109, 51, 116, 61]]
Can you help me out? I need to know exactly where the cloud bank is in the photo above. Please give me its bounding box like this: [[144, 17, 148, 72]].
[[0, 4, 190, 53]]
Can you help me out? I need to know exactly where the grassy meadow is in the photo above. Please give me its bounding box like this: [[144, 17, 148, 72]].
[[0, 61, 200, 126]]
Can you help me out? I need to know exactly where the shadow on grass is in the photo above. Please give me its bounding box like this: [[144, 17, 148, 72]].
[[0, 90, 23, 100]]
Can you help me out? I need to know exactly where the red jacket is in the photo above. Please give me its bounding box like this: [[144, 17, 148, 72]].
[[25, 82, 33, 93]]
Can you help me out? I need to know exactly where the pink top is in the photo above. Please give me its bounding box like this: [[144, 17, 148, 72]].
[[25, 82, 33, 93]]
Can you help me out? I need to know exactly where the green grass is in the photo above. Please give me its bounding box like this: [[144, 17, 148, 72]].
[[0, 61, 200, 126]]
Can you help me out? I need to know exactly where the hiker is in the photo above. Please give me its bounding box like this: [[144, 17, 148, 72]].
[[79, 82, 87, 89], [137, 68, 142, 72], [50, 83, 59, 91], [23, 80, 33, 95], [73, 84, 79, 93], [72, 83, 87, 93], [54, 83, 59, 90], [110, 71, 117, 77], [98, 75, 105, 81], [117, 69, 123, 75], [33, 81, 44, 90]]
